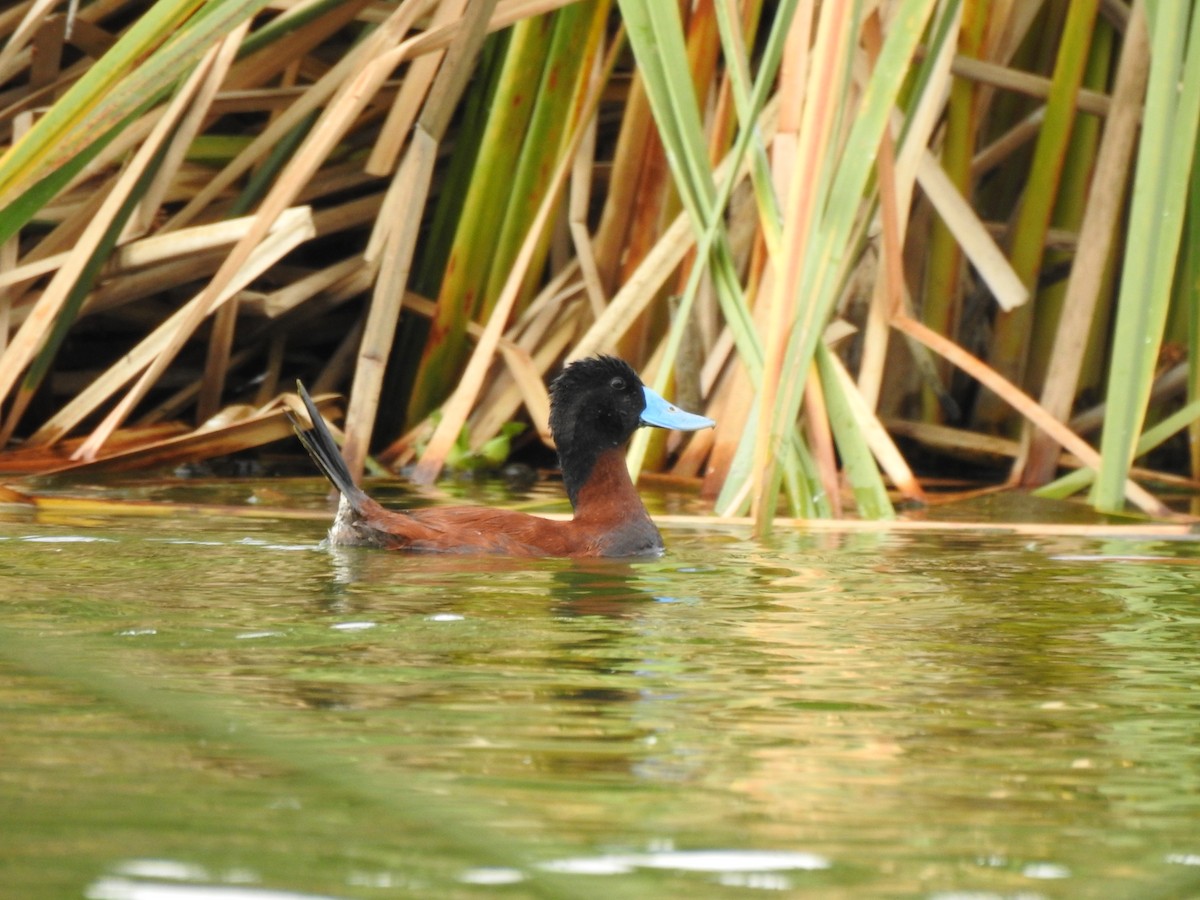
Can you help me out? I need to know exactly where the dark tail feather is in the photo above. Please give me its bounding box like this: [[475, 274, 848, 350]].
[[288, 381, 367, 511]]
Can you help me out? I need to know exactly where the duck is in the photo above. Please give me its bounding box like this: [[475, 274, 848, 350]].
[[289, 355, 715, 557]]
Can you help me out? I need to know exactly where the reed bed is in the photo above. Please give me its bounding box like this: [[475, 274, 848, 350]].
[[0, 0, 1198, 531]]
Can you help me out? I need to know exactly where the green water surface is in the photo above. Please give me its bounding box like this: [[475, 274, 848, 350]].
[[1, 479, 1198, 899]]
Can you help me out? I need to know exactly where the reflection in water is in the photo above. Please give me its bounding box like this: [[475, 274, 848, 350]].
[[2, 513, 1200, 898], [550, 561, 662, 618]]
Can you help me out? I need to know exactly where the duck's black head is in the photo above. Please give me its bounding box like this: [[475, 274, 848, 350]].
[[550, 356, 645, 467], [549, 356, 714, 507]]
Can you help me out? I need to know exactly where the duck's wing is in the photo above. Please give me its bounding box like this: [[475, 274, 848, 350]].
[[401, 506, 583, 556], [404, 506, 663, 557]]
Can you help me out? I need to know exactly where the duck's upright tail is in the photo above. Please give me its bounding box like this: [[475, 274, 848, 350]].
[[288, 381, 369, 514]]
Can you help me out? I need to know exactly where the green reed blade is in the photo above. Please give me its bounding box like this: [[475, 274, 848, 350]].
[[616, 0, 761, 376], [3, 137, 173, 439], [977, 0, 1099, 432], [236, 0, 353, 57], [919, 0, 987, 423], [623, 0, 831, 516], [480, 0, 608, 317], [816, 343, 895, 520], [0, 0, 274, 212], [1037, 394, 1200, 500], [754, 0, 936, 530], [711, 0, 782, 248], [1023, 15, 1111, 397], [1186, 137, 1200, 480], [405, 13, 556, 425], [380, 32, 508, 440], [708, 0, 845, 520], [1093, 2, 1200, 510], [625, 0, 801, 493], [0, 110, 139, 246]]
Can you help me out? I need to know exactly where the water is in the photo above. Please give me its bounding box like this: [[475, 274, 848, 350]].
[[1, 479, 1199, 899]]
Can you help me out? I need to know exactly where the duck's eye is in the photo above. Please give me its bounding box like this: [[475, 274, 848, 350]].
[[609, 376, 626, 391]]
